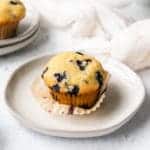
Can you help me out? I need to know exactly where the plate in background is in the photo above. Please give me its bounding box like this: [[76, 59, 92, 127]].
[[0, 4, 40, 47], [0, 27, 40, 56]]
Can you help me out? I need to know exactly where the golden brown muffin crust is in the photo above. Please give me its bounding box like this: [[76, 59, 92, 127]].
[[0, 0, 25, 24], [42, 51, 108, 95]]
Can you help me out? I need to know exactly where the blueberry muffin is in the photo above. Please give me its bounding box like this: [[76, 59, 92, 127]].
[[41, 51, 109, 109], [0, 0, 26, 39]]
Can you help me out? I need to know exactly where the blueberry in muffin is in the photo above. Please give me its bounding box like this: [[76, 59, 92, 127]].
[[42, 51, 109, 108]]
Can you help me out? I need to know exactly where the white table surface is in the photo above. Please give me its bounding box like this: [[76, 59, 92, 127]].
[[0, 0, 150, 149]]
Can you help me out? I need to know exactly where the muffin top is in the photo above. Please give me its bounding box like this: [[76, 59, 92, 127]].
[[0, 0, 25, 24], [42, 52, 108, 95]]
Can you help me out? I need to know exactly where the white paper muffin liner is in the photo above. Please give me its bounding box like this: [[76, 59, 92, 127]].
[[31, 78, 106, 115]]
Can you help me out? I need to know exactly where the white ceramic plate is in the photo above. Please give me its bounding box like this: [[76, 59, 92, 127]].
[[0, 4, 40, 46], [4, 52, 145, 138], [0, 27, 40, 56]]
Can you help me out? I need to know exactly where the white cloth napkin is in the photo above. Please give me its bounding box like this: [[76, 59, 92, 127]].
[[31, 0, 128, 39], [110, 19, 150, 70], [30, 0, 150, 71]]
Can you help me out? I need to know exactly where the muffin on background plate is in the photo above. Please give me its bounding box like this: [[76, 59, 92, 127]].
[[0, 0, 26, 39], [32, 51, 110, 115]]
